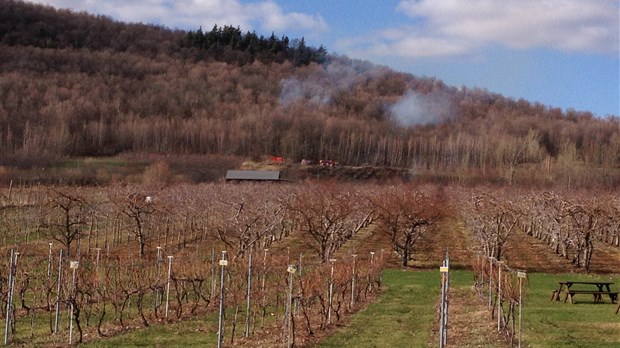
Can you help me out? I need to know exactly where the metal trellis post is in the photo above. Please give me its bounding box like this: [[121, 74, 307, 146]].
[[54, 249, 63, 334], [165, 256, 174, 318], [4, 250, 15, 345], [245, 246, 253, 338], [217, 251, 228, 348]]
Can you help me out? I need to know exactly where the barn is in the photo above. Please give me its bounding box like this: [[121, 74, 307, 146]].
[[225, 170, 283, 182]]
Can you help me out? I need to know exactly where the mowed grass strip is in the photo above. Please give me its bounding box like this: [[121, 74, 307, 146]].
[[82, 317, 218, 348], [317, 269, 440, 348]]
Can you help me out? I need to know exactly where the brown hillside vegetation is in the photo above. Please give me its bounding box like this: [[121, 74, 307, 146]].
[[0, 0, 619, 188]]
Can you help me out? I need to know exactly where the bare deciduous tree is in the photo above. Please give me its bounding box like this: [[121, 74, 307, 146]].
[[464, 191, 521, 261], [41, 188, 91, 257], [375, 185, 444, 266], [109, 186, 157, 258], [289, 184, 355, 263]]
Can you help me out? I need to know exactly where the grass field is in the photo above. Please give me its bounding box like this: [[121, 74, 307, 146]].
[[522, 273, 620, 348]]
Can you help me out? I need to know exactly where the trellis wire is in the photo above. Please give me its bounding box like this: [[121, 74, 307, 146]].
[[474, 256, 528, 347], [0, 243, 384, 346]]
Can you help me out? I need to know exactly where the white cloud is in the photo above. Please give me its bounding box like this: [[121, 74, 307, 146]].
[[376, 28, 474, 57], [26, 0, 328, 36], [340, 0, 619, 59], [248, 1, 327, 34]]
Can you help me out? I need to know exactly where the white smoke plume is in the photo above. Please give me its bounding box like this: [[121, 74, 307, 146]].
[[389, 90, 452, 126], [278, 58, 389, 106], [278, 58, 452, 127], [279, 77, 331, 105]]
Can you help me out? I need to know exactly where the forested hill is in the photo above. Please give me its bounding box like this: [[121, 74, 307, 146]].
[[0, 0, 619, 187]]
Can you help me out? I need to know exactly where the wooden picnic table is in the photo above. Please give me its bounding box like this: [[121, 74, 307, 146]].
[[552, 281, 618, 304]]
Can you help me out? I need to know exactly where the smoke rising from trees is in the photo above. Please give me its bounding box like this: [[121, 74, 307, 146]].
[[279, 58, 389, 106], [389, 90, 452, 126]]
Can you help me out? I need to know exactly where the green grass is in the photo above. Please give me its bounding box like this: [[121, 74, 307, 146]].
[[522, 273, 620, 348], [80, 308, 281, 347], [318, 269, 440, 348], [82, 318, 219, 348]]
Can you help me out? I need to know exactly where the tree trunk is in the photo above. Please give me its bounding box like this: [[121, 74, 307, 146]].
[[402, 234, 412, 267]]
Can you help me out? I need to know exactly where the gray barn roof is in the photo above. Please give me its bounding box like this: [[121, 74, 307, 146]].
[[226, 170, 281, 181]]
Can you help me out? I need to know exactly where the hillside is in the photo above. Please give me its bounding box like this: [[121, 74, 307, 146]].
[[1, 0, 619, 187]]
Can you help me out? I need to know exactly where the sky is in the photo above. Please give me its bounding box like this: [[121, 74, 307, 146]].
[[28, 0, 620, 117]]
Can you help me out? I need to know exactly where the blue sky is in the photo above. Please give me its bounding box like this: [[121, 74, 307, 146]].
[[29, 0, 619, 116]]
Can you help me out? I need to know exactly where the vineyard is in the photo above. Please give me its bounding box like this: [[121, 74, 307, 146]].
[[0, 182, 619, 346]]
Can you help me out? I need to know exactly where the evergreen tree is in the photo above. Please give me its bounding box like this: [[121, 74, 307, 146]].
[[314, 44, 327, 64]]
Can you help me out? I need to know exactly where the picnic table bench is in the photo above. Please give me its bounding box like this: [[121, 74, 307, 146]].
[[552, 281, 618, 304]]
